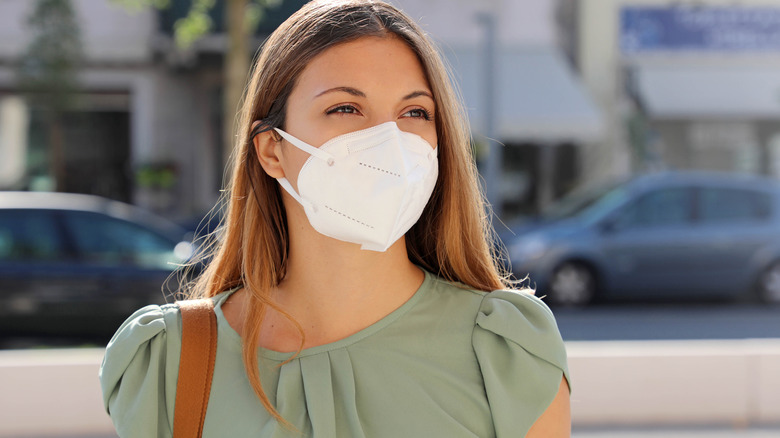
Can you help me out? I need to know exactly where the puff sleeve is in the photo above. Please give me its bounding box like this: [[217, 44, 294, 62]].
[[472, 290, 570, 437], [99, 304, 183, 438]]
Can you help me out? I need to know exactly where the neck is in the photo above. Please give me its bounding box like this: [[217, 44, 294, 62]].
[[280, 231, 422, 310], [266, 208, 424, 347]]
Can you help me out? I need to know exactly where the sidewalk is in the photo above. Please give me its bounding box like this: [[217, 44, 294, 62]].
[[573, 426, 780, 437], [13, 426, 780, 438]]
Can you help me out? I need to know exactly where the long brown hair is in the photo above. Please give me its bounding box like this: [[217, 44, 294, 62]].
[[187, 0, 510, 425]]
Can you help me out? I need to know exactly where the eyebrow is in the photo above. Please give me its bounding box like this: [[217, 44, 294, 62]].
[[315, 86, 366, 99], [314, 86, 434, 101], [402, 90, 434, 100]]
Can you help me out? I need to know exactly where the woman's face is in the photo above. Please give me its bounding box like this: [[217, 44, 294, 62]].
[[278, 35, 437, 182]]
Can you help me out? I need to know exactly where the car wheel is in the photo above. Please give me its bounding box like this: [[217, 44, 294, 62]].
[[547, 262, 596, 307], [757, 261, 780, 304]]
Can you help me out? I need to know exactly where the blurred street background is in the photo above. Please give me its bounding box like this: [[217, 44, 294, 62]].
[[1, 0, 780, 436]]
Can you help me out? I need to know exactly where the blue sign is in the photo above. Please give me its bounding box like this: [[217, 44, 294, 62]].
[[620, 7, 780, 53]]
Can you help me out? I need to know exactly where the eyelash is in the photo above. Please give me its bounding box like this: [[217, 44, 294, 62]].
[[404, 108, 433, 121], [325, 105, 434, 121], [326, 105, 360, 115]]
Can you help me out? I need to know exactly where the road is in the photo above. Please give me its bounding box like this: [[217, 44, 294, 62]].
[[3, 302, 779, 349], [552, 302, 780, 341]]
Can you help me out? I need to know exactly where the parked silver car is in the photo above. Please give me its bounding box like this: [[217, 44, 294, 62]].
[[0, 192, 194, 340], [508, 171, 780, 306]]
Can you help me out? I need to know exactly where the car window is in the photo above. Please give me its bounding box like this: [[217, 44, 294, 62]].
[[698, 187, 771, 223], [62, 211, 178, 269], [612, 188, 693, 229], [542, 178, 629, 221], [0, 210, 65, 261]]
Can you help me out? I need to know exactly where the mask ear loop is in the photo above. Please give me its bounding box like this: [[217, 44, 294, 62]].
[[274, 128, 335, 166], [266, 127, 324, 213], [276, 177, 317, 211]]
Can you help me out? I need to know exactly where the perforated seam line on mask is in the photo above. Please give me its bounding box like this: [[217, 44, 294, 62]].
[[358, 162, 401, 177], [324, 205, 374, 228]]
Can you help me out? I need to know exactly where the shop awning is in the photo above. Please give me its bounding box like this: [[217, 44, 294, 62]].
[[446, 47, 604, 143], [633, 66, 780, 119]]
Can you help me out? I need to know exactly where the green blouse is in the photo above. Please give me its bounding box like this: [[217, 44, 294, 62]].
[[100, 270, 570, 437]]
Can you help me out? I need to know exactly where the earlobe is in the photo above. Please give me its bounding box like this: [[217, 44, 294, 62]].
[[252, 122, 285, 179]]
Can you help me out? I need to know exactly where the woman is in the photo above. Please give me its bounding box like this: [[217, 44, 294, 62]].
[[100, 1, 571, 437]]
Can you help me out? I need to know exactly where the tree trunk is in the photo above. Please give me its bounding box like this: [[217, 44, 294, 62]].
[[49, 112, 67, 192], [223, 0, 250, 173]]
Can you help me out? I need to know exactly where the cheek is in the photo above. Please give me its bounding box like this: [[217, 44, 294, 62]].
[[427, 132, 438, 149], [402, 123, 437, 149], [422, 128, 437, 150]]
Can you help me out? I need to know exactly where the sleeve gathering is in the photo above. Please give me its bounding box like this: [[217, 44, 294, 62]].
[[472, 290, 570, 437], [99, 304, 182, 438]]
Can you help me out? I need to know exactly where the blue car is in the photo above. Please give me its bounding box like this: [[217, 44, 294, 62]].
[[0, 192, 195, 340], [507, 171, 780, 306]]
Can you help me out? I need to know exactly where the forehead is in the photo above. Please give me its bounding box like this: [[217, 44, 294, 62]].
[[294, 36, 431, 96]]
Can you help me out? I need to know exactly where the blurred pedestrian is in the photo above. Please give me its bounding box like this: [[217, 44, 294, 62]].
[[100, 1, 570, 436]]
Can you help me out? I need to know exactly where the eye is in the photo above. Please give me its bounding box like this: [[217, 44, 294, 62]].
[[402, 108, 433, 121], [326, 104, 361, 115]]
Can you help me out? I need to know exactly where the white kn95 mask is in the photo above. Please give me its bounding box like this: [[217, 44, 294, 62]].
[[274, 121, 438, 252]]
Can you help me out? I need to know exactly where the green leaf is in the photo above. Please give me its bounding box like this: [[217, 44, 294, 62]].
[[173, 11, 213, 48]]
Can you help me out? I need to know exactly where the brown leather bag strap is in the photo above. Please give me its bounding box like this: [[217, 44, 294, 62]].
[[174, 299, 218, 438]]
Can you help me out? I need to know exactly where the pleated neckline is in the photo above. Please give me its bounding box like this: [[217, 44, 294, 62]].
[[213, 269, 434, 361]]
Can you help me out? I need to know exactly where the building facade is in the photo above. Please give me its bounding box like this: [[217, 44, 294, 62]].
[[0, 0, 603, 222], [574, 0, 780, 185], [395, 0, 604, 218]]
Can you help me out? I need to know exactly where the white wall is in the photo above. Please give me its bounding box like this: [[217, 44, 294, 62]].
[[0, 97, 28, 189], [392, 0, 558, 48], [0, 0, 155, 63]]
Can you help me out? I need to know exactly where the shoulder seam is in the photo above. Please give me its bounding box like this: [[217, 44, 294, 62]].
[[429, 275, 489, 297]]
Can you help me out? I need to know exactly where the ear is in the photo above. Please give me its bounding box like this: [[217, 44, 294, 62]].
[[252, 121, 285, 178]]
